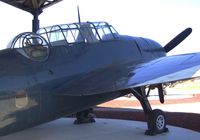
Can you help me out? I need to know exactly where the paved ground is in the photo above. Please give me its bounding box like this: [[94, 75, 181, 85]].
[[1, 118, 200, 140]]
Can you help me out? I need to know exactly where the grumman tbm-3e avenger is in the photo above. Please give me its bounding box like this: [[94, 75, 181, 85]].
[[0, 0, 200, 137]]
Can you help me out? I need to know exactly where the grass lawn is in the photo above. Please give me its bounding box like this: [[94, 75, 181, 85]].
[[173, 80, 200, 90]]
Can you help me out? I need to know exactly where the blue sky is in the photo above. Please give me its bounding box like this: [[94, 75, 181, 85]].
[[0, 0, 199, 55]]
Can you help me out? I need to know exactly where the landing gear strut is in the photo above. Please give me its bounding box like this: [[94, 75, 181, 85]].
[[74, 108, 96, 124], [121, 87, 169, 135]]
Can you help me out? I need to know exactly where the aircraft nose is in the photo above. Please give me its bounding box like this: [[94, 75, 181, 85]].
[[133, 37, 166, 57]]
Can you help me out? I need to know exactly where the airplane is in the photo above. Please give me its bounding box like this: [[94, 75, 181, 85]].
[[0, 0, 199, 136]]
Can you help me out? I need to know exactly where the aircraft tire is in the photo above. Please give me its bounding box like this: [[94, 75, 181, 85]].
[[146, 109, 169, 135]]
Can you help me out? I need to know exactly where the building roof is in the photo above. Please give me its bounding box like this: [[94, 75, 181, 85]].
[[0, 0, 63, 13]]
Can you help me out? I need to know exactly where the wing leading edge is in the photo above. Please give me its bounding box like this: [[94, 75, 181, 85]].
[[129, 53, 200, 87], [55, 52, 200, 96]]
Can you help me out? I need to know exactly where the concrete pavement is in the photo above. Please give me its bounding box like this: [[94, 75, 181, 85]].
[[1, 118, 199, 140]]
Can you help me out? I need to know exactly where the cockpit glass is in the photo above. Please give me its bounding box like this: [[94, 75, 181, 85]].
[[37, 22, 119, 46], [6, 22, 118, 61], [7, 32, 50, 61]]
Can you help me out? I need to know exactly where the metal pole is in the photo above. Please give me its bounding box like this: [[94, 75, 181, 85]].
[[32, 10, 42, 33]]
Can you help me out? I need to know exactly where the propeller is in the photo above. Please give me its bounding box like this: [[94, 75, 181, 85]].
[[164, 27, 192, 53]]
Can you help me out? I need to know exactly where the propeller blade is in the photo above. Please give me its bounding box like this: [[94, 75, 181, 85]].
[[164, 28, 192, 53]]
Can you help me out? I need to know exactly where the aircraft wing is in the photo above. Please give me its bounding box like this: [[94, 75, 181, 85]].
[[129, 53, 200, 87], [55, 52, 200, 96]]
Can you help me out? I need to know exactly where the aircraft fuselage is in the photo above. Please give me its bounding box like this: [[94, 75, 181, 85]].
[[0, 22, 166, 136]]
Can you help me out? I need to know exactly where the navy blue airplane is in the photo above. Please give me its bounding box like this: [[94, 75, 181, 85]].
[[0, 0, 199, 136]]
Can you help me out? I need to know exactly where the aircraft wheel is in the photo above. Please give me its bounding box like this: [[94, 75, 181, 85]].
[[145, 109, 169, 135]]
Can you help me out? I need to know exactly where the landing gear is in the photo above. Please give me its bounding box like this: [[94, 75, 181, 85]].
[[146, 109, 169, 135], [74, 108, 96, 124], [121, 86, 169, 135]]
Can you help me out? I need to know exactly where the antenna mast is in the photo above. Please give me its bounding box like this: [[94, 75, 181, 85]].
[[77, 6, 81, 23]]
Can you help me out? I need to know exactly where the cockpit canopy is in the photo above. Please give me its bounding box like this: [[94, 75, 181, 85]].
[[7, 32, 50, 61], [37, 22, 119, 46], [7, 22, 119, 61]]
